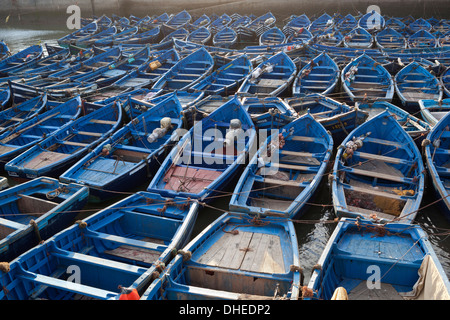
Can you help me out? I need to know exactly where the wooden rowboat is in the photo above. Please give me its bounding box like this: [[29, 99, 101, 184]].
[[141, 211, 302, 300], [331, 110, 425, 224], [5, 101, 122, 180], [0, 177, 88, 262], [307, 218, 450, 300], [0, 192, 199, 300], [147, 96, 256, 202], [229, 112, 333, 219], [59, 94, 183, 202]]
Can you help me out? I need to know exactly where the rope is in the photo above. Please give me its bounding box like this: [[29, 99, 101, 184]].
[[46, 186, 69, 200]]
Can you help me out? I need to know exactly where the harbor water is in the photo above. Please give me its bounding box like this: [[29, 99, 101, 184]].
[[0, 18, 449, 287]]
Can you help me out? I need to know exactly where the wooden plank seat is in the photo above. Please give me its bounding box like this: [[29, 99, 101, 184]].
[[17, 270, 118, 300], [343, 183, 412, 200], [260, 177, 309, 187], [9, 117, 24, 122], [301, 85, 329, 90], [60, 140, 88, 147], [362, 137, 404, 149], [352, 151, 413, 165], [76, 131, 103, 137], [0, 217, 25, 230], [84, 229, 167, 252], [270, 162, 317, 171], [188, 150, 236, 161], [288, 135, 327, 144], [342, 166, 415, 184], [89, 119, 117, 125]]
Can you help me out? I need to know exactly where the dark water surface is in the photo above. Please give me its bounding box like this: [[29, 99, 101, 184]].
[[1, 19, 449, 286]]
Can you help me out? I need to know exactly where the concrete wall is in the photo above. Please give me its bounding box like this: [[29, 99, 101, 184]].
[[0, 0, 448, 27]]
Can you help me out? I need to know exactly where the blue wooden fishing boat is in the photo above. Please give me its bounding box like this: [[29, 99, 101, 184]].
[[424, 111, 450, 222], [141, 12, 171, 31], [189, 95, 229, 122], [186, 14, 211, 31], [259, 27, 286, 46], [228, 15, 251, 29], [47, 46, 122, 82], [247, 12, 276, 32], [8, 79, 98, 102], [407, 30, 437, 49], [208, 14, 232, 34], [110, 48, 180, 91], [385, 17, 407, 33], [358, 10, 385, 31], [419, 98, 450, 127], [331, 110, 425, 224], [5, 101, 122, 180], [337, 14, 357, 33], [341, 53, 394, 103], [141, 211, 301, 300], [394, 61, 443, 112], [308, 13, 333, 35], [57, 20, 99, 46], [5, 48, 71, 78], [236, 12, 275, 43], [307, 218, 450, 300], [160, 28, 189, 43], [237, 51, 296, 97], [186, 26, 211, 44], [240, 96, 296, 130], [0, 191, 199, 300], [112, 15, 131, 30], [315, 28, 343, 46], [441, 66, 450, 97], [284, 94, 369, 144], [357, 100, 431, 142], [285, 14, 311, 29], [0, 96, 82, 169], [0, 177, 88, 262], [0, 93, 48, 133], [292, 52, 339, 97], [284, 26, 313, 44], [343, 27, 374, 48], [148, 90, 204, 112], [59, 94, 183, 202], [147, 96, 256, 202], [152, 47, 214, 92], [375, 27, 407, 49], [0, 45, 44, 75], [187, 54, 252, 96], [68, 46, 152, 88], [229, 112, 332, 219], [0, 41, 10, 60], [93, 26, 138, 47], [75, 26, 118, 47], [212, 27, 238, 48], [433, 20, 450, 34], [161, 10, 192, 36], [119, 26, 161, 45], [409, 18, 432, 33]]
